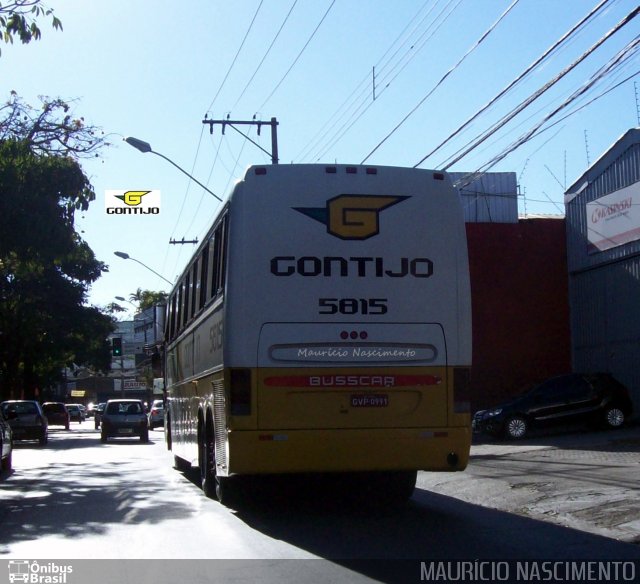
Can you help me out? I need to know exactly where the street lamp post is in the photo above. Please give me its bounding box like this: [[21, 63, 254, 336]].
[[124, 137, 223, 202], [113, 251, 173, 286]]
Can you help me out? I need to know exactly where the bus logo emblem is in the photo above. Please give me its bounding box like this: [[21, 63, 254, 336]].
[[294, 194, 409, 240]]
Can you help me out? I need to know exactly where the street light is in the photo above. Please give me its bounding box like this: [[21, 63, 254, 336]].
[[124, 136, 223, 202], [113, 251, 173, 286]]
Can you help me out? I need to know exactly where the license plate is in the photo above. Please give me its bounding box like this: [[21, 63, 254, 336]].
[[350, 394, 389, 407], [117, 428, 133, 434]]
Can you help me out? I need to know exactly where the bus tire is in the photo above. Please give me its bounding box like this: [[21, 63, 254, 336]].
[[200, 422, 217, 499], [166, 414, 172, 451], [215, 476, 231, 505]]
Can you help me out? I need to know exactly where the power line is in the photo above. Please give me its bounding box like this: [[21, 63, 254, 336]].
[[298, 0, 463, 163], [206, 0, 265, 114], [438, 6, 640, 171], [452, 34, 640, 190], [259, 0, 336, 111], [232, 0, 299, 110], [412, 0, 613, 168], [360, 0, 522, 164]]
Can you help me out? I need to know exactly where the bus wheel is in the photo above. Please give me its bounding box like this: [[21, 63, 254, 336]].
[[166, 415, 172, 451], [379, 470, 417, 504], [215, 476, 231, 505], [200, 432, 217, 499]]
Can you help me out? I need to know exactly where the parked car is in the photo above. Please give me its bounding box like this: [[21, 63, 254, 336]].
[[0, 407, 13, 471], [66, 404, 85, 423], [0, 400, 48, 445], [148, 400, 164, 430], [473, 373, 633, 440], [100, 399, 149, 443], [94, 403, 106, 429], [42, 402, 70, 430]]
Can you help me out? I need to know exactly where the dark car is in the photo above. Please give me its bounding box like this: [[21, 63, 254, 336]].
[[0, 400, 48, 445], [42, 402, 70, 430], [66, 404, 85, 423], [473, 373, 633, 440], [100, 399, 149, 443], [0, 408, 13, 471]]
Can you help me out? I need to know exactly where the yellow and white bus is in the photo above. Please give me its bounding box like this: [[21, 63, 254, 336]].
[[164, 163, 472, 504]]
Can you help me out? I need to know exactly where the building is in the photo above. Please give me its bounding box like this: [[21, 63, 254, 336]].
[[445, 172, 572, 411], [62, 303, 165, 407], [565, 128, 640, 415]]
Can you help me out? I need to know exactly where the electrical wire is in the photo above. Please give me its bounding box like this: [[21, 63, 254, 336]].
[[452, 35, 640, 194], [412, 0, 614, 168], [438, 5, 640, 172], [360, 0, 522, 164], [206, 0, 265, 114], [300, 0, 463, 163], [258, 0, 336, 110], [232, 0, 299, 110]]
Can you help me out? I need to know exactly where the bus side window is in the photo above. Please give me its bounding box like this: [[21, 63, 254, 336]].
[[190, 261, 198, 318], [182, 275, 190, 329], [199, 243, 209, 309], [217, 216, 228, 294], [210, 229, 220, 298], [169, 293, 177, 341]]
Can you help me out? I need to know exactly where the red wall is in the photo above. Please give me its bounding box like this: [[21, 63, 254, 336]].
[[466, 219, 571, 410]]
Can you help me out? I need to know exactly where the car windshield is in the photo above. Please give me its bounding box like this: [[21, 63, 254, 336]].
[[2, 402, 38, 415], [44, 403, 65, 412], [106, 402, 142, 415]]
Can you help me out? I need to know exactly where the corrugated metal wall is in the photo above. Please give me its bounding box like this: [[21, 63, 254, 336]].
[[449, 172, 518, 224], [564, 130, 640, 413]]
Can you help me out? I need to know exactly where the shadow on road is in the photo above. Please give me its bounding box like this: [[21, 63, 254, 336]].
[[0, 437, 194, 554]]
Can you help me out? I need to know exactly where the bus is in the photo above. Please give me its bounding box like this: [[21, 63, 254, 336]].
[[164, 163, 472, 504]]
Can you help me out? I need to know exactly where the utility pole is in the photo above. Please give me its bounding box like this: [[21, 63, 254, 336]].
[[202, 117, 279, 164]]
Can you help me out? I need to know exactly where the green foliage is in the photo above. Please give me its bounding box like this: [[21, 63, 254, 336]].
[[0, 97, 112, 400], [0, 0, 62, 56], [129, 288, 169, 311]]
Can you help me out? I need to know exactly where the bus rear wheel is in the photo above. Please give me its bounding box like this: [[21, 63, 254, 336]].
[[200, 424, 217, 499]]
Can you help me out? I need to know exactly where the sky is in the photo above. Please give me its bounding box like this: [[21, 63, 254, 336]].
[[2, 0, 639, 316]]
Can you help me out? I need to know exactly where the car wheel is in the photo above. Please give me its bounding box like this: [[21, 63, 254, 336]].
[[603, 406, 625, 429], [505, 416, 528, 440], [140, 430, 149, 443], [100, 432, 108, 443], [39, 432, 48, 446]]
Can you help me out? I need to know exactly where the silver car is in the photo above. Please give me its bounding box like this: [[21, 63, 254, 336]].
[[148, 399, 164, 430], [1, 400, 48, 445], [100, 399, 149, 443]]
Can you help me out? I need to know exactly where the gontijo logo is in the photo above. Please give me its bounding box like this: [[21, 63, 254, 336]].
[[294, 194, 409, 240], [105, 190, 160, 214]]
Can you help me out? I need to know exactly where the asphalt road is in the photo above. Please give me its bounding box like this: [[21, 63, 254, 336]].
[[0, 420, 638, 584]]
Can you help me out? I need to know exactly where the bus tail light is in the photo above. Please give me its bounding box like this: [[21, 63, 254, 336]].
[[230, 368, 251, 415], [453, 367, 471, 413]]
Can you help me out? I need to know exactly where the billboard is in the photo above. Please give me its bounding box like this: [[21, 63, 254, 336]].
[[587, 181, 640, 253]]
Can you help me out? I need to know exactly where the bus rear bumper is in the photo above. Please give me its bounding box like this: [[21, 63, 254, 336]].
[[224, 426, 470, 476]]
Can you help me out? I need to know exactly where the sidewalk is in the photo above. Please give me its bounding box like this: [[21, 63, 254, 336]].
[[417, 424, 640, 544]]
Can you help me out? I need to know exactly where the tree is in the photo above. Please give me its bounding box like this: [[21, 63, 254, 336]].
[[0, 95, 112, 400], [0, 1, 62, 56], [130, 288, 169, 311], [1, 92, 109, 159]]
